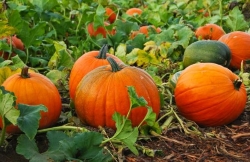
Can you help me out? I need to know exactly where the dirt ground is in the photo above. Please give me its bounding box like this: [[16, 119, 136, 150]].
[[0, 104, 249, 162]]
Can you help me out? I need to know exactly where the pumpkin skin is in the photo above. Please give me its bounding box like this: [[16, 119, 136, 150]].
[[174, 63, 247, 127], [69, 45, 122, 100], [105, 7, 116, 23], [126, 8, 142, 16], [0, 67, 62, 133], [130, 25, 161, 39], [218, 31, 250, 70], [195, 24, 225, 40], [87, 22, 115, 38], [74, 57, 161, 129], [182, 40, 231, 68], [0, 35, 24, 60]]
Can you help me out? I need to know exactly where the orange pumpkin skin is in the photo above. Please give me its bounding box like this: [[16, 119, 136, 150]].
[[195, 24, 225, 40], [0, 35, 24, 60], [130, 25, 161, 38], [126, 8, 142, 16], [87, 22, 115, 38], [69, 45, 122, 100], [218, 31, 250, 70], [174, 63, 247, 127], [105, 7, 116, 23], [74, 58, 160, 129], [0, 67, 62, 133]]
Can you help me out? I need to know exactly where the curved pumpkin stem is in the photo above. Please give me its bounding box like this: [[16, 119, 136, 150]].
[[107, 57, 121, 72], [21, 66, 30, 78], [234, 79, 242, 91], [96, 44, 108, 59]]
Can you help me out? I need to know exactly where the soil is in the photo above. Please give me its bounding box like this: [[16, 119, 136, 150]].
[[0, 103, 249, 162]]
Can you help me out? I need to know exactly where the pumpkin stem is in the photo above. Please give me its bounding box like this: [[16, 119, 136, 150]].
[[96, 44, 108, 59], [234, 79, 242, 91], [21, 66, 30, 78], [107, 57, 121, 72]]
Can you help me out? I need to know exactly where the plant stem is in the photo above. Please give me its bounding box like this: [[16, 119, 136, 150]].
[[37, 125, 89, 133], [25, 48, 29, 64], [0, 119, 7, 146]]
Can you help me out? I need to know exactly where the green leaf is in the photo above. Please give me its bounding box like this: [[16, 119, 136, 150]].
[[127, 86, 147, 109], [31, 0, 59, 13], [115, 43, 127, 63], [16, 134, 48, 162], [0, 87, 18, 125], [226, 6, 249, 31], [112, 112, 139, 155], [74, 132, 111, 161], [17, 104, 48, 140]]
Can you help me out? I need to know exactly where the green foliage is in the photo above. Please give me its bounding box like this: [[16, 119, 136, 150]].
[[16, 131, 111, 162], [226, 6, 249, 31]]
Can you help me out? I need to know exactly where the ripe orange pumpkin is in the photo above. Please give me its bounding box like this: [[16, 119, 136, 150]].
[[195, 24, 225, 40], [218, 31, 250, 70], [0, 66, 62, 133], [87, 22, 115, 38], [126, 8, 142, 16], [69, 45, 122, 100], [130, 25, 161, 38], [0, 35, 24, 60], [174, 63, 247, 127], [74, 57, 161, 129], [105, 7, 116, 23]]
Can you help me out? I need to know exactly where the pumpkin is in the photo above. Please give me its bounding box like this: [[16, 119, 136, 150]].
[[169, 70, 182, 90], [0, 66, 62, 133], [126, 8, 142, 16], [130, 25, 161, 39], [218, 31, 250, 70], [0, 35, 24, 60], [87, 22, 115, 38], [69, 44, 122, 100], [174, 63, 247, 127], [105, 7, 116, 23], [195, 24, 225, 40], [182, 40, 231, 68], [74, 57, 161, 129]]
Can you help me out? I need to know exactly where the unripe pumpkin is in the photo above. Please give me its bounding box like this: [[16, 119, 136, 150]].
[[218, 31, 250, 70], [69, 45, 122, 100], [174, 63, 247, 127], [0, 67, 62, 133], [74, 57, 161, 129]]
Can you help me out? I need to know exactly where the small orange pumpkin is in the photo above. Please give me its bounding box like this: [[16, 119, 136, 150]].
[[105, 7, 116, 23], [0, 67, 62, 133], [174, 63, 247, 127], [74, 57, 161, 129], [87, 22, 115, 38], [69, 45, 122, 100], [130, 25, 161, 38], [126, 8, 142, 16], [0, 35, 24, 60], [195, 24, 225, 40], [218, 31, 250, 70]]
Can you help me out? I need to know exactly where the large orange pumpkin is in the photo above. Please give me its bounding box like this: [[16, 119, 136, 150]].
[[218, 31, 250, 70], [0, 66, 62, 133], [174, 63, 246, 127], [69, 45, 122, 100], [74, 57, 161, 129], [195, 24, 225, 40]]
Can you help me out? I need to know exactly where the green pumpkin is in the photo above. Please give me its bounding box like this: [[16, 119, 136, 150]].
[[183, 40, 231, 68]]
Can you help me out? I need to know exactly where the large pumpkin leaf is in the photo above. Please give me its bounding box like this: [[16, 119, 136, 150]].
[[17, 104, 48, 140], [16, 131, 111, 162], [226, 6, 249, 31]]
